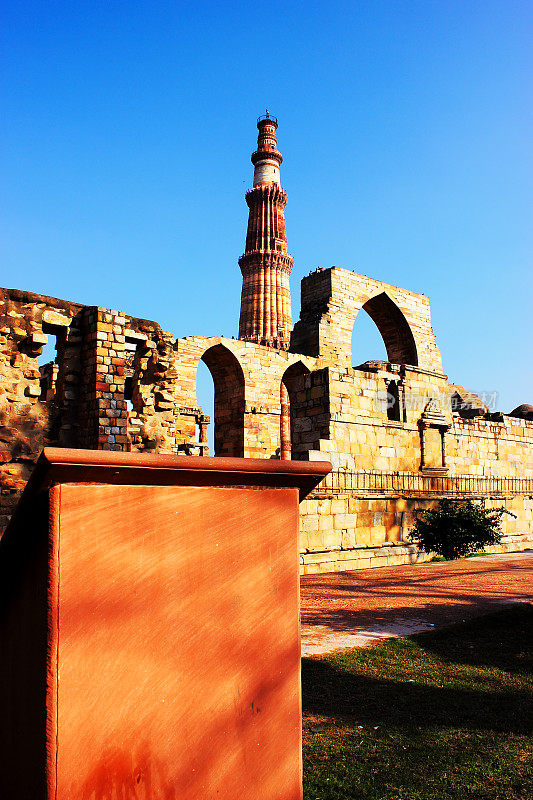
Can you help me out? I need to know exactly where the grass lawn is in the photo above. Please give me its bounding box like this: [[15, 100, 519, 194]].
[[302, 605, 533, 800]]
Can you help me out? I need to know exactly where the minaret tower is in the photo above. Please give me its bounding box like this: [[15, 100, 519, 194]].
[[238, 114, 294, 349]]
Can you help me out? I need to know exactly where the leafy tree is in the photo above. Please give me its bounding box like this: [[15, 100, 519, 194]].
[[408, 499, 507, 560]]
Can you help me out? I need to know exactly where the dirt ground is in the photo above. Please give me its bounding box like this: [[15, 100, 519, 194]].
[[300, 551, 533, 656]]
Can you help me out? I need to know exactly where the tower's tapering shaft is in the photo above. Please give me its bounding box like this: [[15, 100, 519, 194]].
[[238, 115, 293, 349]]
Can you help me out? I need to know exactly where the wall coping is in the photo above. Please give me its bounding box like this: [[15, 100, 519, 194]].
[[8, 449, 332, 524]]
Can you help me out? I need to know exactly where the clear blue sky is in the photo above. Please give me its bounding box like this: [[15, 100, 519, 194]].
[[2, 0, 532, 413]]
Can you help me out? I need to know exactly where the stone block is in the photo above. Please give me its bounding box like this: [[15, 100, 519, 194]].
[[370, 555, 389, 568], [341, 529, 357, 549], [333, 513, 356, 530], [300, 514, 319, 533]]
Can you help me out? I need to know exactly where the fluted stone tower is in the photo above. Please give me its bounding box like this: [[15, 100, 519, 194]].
[[238, 114, 294, 349]]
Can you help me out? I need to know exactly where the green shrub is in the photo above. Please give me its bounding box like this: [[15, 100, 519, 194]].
[[408, 498, 505, 560]]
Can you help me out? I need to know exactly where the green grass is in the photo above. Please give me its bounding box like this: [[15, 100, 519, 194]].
[[302, 605, 533, 800], [423, 552, 489, 563]]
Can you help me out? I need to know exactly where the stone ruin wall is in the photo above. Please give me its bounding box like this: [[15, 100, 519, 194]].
[[0, 289, 204, 529], [2, 267, 532, 574], [0, 287, 317, 531], [283, 267, 533, 572], [172, 336, 316, 459], [291, 267, 443, 373], [293, 366, 533, 573]]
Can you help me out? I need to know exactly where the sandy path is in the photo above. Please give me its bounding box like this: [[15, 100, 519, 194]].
[[300, 551, 533, 656]]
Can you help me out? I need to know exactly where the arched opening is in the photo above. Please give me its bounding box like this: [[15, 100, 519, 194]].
[[351, 307, 389, 367], [361, 292, 418, 367], [199, 345, 245, 457], [196, 360, 215, 455], [281, 361, 311, 460]]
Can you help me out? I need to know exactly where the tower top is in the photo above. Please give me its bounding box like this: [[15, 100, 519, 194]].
[[251, 112, 283, 187], [257, 112, 278, 126]]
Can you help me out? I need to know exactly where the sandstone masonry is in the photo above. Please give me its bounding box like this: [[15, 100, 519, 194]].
[[1, 116, 532, 571]]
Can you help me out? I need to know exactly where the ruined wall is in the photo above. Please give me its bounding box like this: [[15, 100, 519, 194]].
[[0, 290, 82, 529], [2, 268, 532, 572], [448, 416, 533, 477], [0, 288, 321, 530], [291, 267, 443, 373], [296, 360, 533, 573], [0, 290, 209, 530], [172, 336, 316, 458]]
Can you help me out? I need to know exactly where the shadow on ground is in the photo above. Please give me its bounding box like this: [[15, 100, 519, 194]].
[[302, 606, 533, 735]]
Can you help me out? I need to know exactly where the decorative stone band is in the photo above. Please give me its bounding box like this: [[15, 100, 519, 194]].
[[244, 184, 288, 208], [251, 147, 283, 166], [241, 185, 290, 254], [238, 251, 294, 275]]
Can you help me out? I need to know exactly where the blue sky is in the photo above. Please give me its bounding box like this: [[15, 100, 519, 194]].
[[2, 0, 532, 415]]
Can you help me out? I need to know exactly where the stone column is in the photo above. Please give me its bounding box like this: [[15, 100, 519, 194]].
[[199, 413, 210, 457], [280, 382, 291, 460]]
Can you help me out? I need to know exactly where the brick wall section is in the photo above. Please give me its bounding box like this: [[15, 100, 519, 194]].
[[299, 491, 533, 574], [78, 307, 128, 451], [297, 363, 533, 572], [0, 291, 214, 528], [448, 417, 533, 477]]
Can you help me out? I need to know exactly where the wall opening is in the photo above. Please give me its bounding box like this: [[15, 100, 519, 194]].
[[351, 308, 389, 367], [196, 359, 215, 454], [124, 376, 134, 412], [38, 324, 68, 403], [360, 292, 418, 366], [386, 380, 402, 422], [37, 336, 59, 401], [199, 345, 245, 457], [281, 361, 311, 460], [124, 339, 139, 412]]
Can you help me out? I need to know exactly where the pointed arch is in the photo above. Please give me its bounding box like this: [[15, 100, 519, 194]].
[[359, 292, 419, 367], [281, 361, 311, 460], [200, 344, 245, 457]]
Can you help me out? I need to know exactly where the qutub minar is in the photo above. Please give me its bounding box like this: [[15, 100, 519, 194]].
[[0, 115, 532, 573], [238, 113, 293, 349]]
